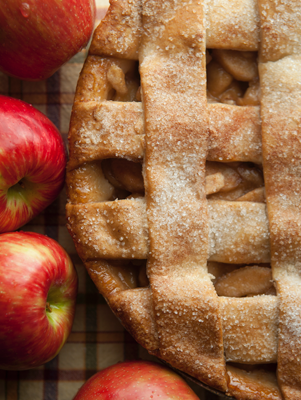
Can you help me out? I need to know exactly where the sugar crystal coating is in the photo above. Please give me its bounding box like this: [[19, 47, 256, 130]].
[[66, 0, 301, 398]]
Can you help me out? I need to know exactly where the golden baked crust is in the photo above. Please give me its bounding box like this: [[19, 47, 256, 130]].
[[66, 0, 301, 398]]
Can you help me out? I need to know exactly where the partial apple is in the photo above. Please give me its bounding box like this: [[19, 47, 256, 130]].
[[0, 231, 78, 370], [0, 95, 66, 233], [0, 0, 95, 80], [74, 360, 200, 400]]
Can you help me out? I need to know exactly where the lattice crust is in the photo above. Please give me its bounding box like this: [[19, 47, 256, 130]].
[[67, 200, 270, 263], [68, 101, 262, 170], [66, 0, 301, 399], [260, 56, 301, 399]]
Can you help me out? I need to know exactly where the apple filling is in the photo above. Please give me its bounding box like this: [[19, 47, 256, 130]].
[[102, 259, 147, 290], [101, 159, 265, 203], [128, 261, 275, 298], [205, 161, 264, 202], [108, 258, 276, 303], [67, 159, 265, 204], [104, 50, 260, 106], [206, 49, 260, 106], [106, 62, 140, 102], [102, 158, 144, 195]]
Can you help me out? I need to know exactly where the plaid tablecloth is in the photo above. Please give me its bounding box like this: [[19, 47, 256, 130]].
[[0, 1, 225, 399]]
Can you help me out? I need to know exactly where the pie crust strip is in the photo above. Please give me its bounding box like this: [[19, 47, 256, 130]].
[[258, 1, 301, 397], [206, 0, 260, 50], [220, 296, 278, 363], [66, 200, 270, 264], [139, 0, 227, 391], [68, 100, 262, 170], [260, 56, 301, 400], [83, 259, 280, 366], [89, 0, 261, 59]]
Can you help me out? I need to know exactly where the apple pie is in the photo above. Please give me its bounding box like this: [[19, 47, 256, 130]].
[[66, 1, 301, 399]]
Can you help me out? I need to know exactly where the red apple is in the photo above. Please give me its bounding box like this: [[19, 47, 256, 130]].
[[0, 0, 95, 80], [73, 360, 200, 400], [0, 95, 66, 233], [0, 231, 77, 370]]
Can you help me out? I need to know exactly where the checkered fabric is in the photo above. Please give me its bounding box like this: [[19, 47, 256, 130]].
[[0, 1, 226, 399]]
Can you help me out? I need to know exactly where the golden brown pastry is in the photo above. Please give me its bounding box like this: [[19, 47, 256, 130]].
[[66, 1, 301, 399]]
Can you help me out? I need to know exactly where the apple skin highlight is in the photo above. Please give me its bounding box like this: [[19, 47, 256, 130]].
[[0, 231, 78, 370], [0, 95, 67, 233]]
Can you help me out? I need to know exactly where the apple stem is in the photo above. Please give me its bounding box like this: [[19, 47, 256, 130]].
[[46, 302, 52, 313], [18, 180, 25, 189]]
